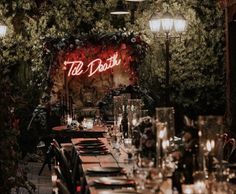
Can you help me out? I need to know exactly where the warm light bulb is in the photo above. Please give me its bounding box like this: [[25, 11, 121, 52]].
[[162, 140, 169, 150], [161, 12, 174, 33], [174, 14, 187, 33], [206, 140, 212, 152], [159, 129, 165, 139], [149, 14, 161, 32], [210, 140, 215, 149], [0, 24, 7, 38]]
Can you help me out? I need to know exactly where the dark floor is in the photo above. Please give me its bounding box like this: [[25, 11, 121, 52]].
[[11, 160, 52, 194]]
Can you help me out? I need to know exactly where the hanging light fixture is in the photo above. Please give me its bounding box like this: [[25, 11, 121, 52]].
[[0, 24, 7, 38], [173, 14, 187, 33], [149, 12, 187, 34], [149, 14, 161, 32], [161, 12, 174, 33], [110, 0, 130, 15]]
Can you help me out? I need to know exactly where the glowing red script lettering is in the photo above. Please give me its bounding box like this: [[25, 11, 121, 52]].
[[65, 61, 84, 76], [64, 52, 121, 77], [87, 52, 121, 77]]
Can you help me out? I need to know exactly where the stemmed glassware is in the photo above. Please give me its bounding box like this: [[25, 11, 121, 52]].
[[155, 107, 175, 168], [149, 168, 164, 194], [197, 115, 224, 183]]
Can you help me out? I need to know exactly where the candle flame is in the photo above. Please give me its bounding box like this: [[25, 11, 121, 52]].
[[210, 140, 215, 149], [159, 130, 165, 139], [206, 140, 212, 152]]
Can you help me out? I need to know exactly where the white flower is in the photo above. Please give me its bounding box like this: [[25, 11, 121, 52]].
[[131, 37, 136, 43]]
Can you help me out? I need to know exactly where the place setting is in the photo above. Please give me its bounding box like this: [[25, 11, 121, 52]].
[[76, 139, 104, 146], [91, 177, 136, 189], [86, 167, 126, 177], [97, 189, 141, 194]]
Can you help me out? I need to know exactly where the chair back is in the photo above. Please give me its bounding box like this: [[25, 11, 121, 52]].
[[223, 138, 236, 161], [56, 179, 71, 194]]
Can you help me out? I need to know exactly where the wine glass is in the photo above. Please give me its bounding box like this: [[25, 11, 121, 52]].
[[124, 138, 134, 160], [149, 168, 164, 194], [133, 167, 149, 191]]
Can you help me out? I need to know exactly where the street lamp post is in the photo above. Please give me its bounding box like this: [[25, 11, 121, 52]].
[[149, 12, 187, 105]]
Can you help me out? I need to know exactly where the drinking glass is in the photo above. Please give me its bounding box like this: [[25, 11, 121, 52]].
[[149, 168, 164, 194], [133, 167, 149, 191], [198, 116, 224, 172], [156, 107, 175, 140], [113, 96, 123, 127], [155, 107, 175, 168], [127, 99, 142, 138], [124, 138, 133, 160], [193, 171, 207, 194]]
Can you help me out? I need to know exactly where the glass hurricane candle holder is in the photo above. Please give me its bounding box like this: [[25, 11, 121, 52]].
[[113, 96, 123, 127], [198, 115, 224, 171], [193, 171, 207, 194], [82, 118, 94, 129], [155, 107, 175, 167], [127, 99, 142, 138], [182, 184, 194, 194], [156, 107, 175, 140]]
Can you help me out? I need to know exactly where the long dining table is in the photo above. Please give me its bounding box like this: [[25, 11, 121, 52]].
[[71, 137, 172, 194], [71, 137, 130, 194], [70, 137, 236, 194], [51, 125, 106, 144]]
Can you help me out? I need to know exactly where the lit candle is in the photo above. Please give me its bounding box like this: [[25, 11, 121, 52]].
[[206, 139, 215, 173], [51, 173, 57, 188], [117, 114, 122, 127], [211, 140, 215, 150], [159, 127, 166, 167], [86, 118, 94, 129], [194, 181, 206, 194], [162, 140, 170, 151], [132, 118, 138, 126], [182, 185, 194, 194], [67, 115, 72, 126], [156, 122, 166, 168], [206, 140, 212, 152]]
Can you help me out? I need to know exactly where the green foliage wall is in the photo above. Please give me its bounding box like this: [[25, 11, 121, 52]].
[[0, 0, 225, 192]]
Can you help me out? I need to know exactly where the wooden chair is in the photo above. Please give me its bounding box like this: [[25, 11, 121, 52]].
[[56, 179, 71, 194], [38, 142, 54, 175], [223, 138, 236, 161], [228, 147, 236, 163], [214, 133, 229, 160]]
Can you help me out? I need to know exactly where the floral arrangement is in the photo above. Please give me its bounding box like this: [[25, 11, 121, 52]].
[[98, 84, 155, 122], [43, 32, 149, 81], [133, 117, 156, 158]]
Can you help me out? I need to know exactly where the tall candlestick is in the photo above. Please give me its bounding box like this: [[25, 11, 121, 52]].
[[62, 95, 65, 118]]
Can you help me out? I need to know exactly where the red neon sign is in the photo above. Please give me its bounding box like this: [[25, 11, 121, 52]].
[[64, 52, 121, 77]]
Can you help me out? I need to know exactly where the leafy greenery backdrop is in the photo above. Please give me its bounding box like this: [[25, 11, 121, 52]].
[[0, 0, 225, 192]]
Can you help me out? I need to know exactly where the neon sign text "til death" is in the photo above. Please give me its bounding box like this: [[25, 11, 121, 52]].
[[64, 52, 121, 77]]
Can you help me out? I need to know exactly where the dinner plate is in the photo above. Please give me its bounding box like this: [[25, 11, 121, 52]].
[[79, 147, 108, 152], [98, 190, 140, 194], [80, 139, 102, 143], [93, 177, 135, 187], [80, 150, 109, 155], [79, 144, 106, 149], [77, 141, 104, 146], [87, 167, 123, 174], [79, 144, 105, 148]]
